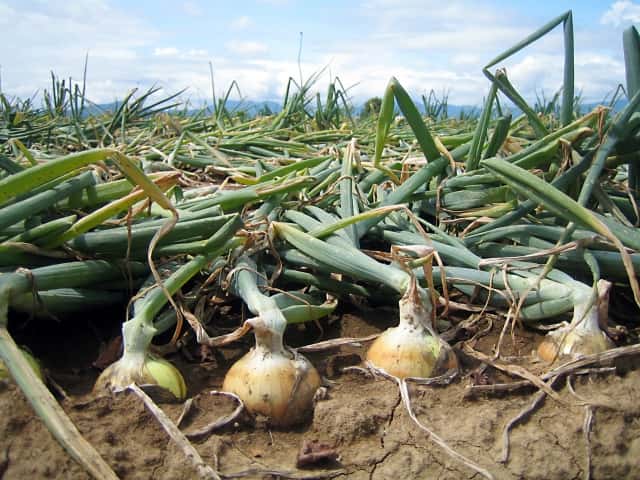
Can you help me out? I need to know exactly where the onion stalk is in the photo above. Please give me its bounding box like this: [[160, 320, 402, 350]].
[[0, 347, 43, 381]]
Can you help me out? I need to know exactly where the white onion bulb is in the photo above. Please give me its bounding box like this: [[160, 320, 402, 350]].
[[366, 278, 457, 379], [538, 279, 614, 362], [222, 314, 320, 426], [95, 352, 187, 400]]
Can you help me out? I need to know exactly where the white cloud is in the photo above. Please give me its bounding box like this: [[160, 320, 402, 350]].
[[0, 0, 158, 102], [342, 1, 622, 104], [575, 53, 626, 100], [375, 26, 526, 54], [153, 47, 180, 57], [230, 16, 252, 30], [153, 48, 208, 59], [361, 0, 504, 26], [495, 52, 625, 103], [225, 41, 269, 56], [451, 54, 481, 67], [0, 0, 628, 107], [0, 3, 16, 24], [601, 1, 640, 26], [506, 54, 563, 93]]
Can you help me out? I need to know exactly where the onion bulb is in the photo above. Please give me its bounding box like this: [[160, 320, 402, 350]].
[[366, 276, 457, 379], [222, 313, 321, 427], [95, 314, 186, 401], [95, 351, 186, 400], [538, 279, 614, 362]]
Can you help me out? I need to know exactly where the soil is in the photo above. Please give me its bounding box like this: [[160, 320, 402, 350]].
[[1, 304, 640, 480]]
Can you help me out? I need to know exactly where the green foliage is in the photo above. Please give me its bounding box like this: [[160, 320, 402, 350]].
[[361, 97, 382, 118], [421, 89, 449, 120]]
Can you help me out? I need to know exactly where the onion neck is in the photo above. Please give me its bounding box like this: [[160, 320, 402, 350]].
[[570, 280, 609, 334], [570, 297, 600, 333], [118, 349, 147, 370], [122, 311, 157, 358], [232, 255, 291, 357], [397, 276, 437, 337], [249, 307, 289, 358]]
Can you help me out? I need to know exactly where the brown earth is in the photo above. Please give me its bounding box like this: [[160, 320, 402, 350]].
[[1, 307, 639, 480]]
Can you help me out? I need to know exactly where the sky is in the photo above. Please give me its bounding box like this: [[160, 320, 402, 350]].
[[0, 0, 639, 107]]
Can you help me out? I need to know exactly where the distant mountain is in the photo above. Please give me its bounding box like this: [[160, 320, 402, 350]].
[[82, 99, 282, 117], [81, 96, 628, 120], [581, 98, 628, 113], [214, 99, 283, 116]]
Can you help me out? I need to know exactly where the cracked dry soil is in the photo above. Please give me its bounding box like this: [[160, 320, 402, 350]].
[[1, 310, 640, 480]]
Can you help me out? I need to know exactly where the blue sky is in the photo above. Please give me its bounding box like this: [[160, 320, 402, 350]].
[[0, 1, 639, 106]]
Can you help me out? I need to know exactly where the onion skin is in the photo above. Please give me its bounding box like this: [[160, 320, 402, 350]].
[[367, 324, 440, 378], [144, 357, 187, 399], [366, 327, 458, 379], [223, 346, 320, 427]]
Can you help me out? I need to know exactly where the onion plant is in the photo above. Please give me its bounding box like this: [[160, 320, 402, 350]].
[[95, 215, 243, 400], [273, 221, 457, 379], [0, 260, 146, 479], [222, 255, 322, 426]]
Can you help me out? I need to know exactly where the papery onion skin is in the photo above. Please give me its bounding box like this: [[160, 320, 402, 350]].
[[366, 328, 458, 379], [222, 348, 321, 427], [367, 325, 440, 379]]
